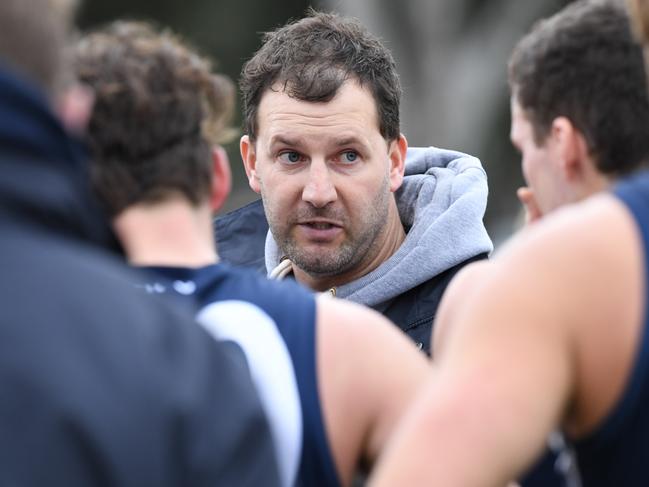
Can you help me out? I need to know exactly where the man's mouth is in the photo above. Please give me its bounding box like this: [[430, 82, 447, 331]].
[[303, 221, 339, 230], [296, 220, 343, 241]]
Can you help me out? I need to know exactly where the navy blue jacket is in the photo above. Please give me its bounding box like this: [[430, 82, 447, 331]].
[[0, 65, 280, 487]]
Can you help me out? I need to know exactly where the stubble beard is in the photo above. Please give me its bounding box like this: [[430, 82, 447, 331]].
[[265, 177, 391, 278]]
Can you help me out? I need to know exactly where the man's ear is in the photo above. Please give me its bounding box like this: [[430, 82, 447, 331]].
[[55, 83, 94, 136], [388, 133, 408, 192], [240, 135, 261, 193], [551, 117, 588, 182], [209, 145, 232, 213]]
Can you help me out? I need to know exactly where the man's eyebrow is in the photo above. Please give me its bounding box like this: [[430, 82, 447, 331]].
[[335, 137, 364, 147], [268, 135, 305, 147], [268, 134, 369, 149]]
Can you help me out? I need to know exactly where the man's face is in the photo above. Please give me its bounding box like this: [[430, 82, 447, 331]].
[[510, 97, 568, 215], [241, 80, 405, 277]]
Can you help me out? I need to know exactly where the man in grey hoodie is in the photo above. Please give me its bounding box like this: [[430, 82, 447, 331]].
[[216, 10, 492, 354]]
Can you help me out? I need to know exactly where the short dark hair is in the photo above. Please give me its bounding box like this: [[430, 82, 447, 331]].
[[74, 21, 235, 216], [0, 0, 76, 95], [240, 9, 402, 142], [508, 0, 649, 176]]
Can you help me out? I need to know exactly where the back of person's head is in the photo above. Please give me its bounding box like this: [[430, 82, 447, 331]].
[[240, 9, 402, 143], [0, 0, 75, 96], [509, 0, 649, 177], [74, 21, 235, 217]]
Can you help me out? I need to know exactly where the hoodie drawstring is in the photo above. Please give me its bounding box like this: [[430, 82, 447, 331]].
[[269, 258, 293, 280], [269, 258, 336, 298]]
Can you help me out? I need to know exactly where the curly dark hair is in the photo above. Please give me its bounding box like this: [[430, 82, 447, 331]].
[[74, 21, 235, 216], [240, 9, 402, 142], [509, 0, 649, 176]]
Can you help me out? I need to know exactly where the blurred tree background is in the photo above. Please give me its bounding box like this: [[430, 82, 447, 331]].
[[78, 0, 575, 246]]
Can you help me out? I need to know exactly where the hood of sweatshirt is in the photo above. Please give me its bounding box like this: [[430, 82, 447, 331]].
[[265, 146, 493, 307]]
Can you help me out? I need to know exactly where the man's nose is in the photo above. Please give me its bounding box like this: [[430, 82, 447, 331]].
[[302, 161, 337, 208]]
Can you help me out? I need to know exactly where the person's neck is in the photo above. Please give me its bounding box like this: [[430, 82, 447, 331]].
[[574, 169, 613, 203], [293, 198, 406, 292], [113, 197, 219, 268]]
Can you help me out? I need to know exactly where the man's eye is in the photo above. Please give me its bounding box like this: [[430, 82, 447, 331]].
[[340, 150, 359, 163], [278, 151, 302, 164]]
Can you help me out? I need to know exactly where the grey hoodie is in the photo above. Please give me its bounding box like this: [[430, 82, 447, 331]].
[[265, 146, 493, 307]]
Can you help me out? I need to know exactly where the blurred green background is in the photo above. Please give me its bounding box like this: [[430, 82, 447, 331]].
[[77, 0, 574, 245]]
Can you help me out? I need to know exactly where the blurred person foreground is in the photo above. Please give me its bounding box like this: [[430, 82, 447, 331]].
[[0, 0, 281, 485], [371, 0, 649, 485]]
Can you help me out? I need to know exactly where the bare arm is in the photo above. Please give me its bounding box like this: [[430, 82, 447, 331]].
[[370, 195, 643, 486], [433, 260, 495, 358], [315, 296, 430, 486], [372, 259, 575, 486]]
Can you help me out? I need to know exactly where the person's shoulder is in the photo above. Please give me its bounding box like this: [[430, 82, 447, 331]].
[[315, 296, 425, 364], [3, 228, 202, 354], [475, 194, 640, 339], [3, 226, 148, 302], [498, 194, 633, 271], [432, 259, 495, 356], [213, 263, 315, 303], [313, 295, 430, 482], [0, 228, 233, 407], [196, 264, 317, 346]]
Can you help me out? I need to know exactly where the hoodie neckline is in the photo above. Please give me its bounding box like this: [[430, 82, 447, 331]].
[[265, 146, 493, 307]]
